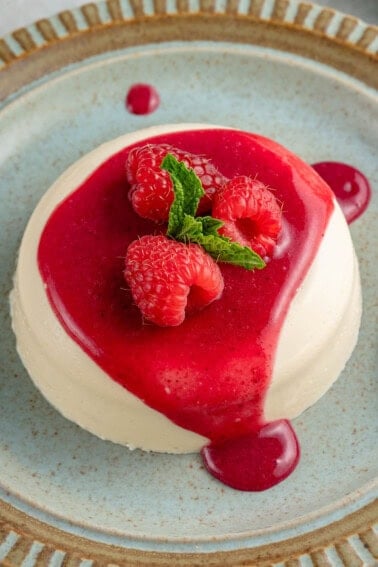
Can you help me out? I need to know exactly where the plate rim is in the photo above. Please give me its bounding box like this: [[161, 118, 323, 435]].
[[1, 498, 377, 566], [0, 0, 377, 101], [0, 1, 377, 565]]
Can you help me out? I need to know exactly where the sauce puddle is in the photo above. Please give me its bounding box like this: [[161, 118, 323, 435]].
[[125, 84, 160, 115]]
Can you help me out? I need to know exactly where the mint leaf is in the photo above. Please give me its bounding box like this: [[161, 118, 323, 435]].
[[198, 234, 265, 270], [176, 216, 265, 270], [162, 154, 204, 231], [176, 214, 204, 241], [166, 169, 185, 237], [198, 216, 224, 236]]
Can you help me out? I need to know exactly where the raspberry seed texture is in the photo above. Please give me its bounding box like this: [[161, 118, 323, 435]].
[[126, 144, 226, 222], [212, 176, 282, 258], [124, 235, 224, 326]]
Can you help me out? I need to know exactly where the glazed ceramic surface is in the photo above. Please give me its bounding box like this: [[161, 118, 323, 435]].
[[0, 1, 377, 565]]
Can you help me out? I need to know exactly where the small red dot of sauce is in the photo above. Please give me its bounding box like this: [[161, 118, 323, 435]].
[[312, 162, 371, 224], [201, 420, 300, 491], [125, 83, 160, 115]]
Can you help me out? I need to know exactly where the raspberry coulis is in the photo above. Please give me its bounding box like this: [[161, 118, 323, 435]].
[[38, 129, 335, 491], [311, 162, 371, 223], [202, 419, 300, 491], [125, 84, 160, 115]]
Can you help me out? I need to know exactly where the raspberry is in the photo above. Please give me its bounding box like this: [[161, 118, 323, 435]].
[[126, 144, 227, 222], [212, 176, 282, 258], [124, 235, 224, 326]]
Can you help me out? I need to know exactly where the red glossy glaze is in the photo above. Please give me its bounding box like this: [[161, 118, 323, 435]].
[[125, 84, 160, 115], [38, 129, 334, 490], [312, 161, 371, 223], [201, 420, 300, 491]]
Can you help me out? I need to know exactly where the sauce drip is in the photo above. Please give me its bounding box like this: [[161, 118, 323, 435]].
[[312, 162, 371, 224], [125, 84, 160, 115], [38, 129, 334, 490], [201, 420, 300, 491]]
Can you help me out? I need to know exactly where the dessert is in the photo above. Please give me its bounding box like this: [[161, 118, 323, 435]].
[[10, 124, 363, 490]]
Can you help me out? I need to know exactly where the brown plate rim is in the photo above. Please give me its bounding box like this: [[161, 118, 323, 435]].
[[0, 1, 377, 565]]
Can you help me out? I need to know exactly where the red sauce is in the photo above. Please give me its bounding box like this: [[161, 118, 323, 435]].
[[38, 129, 334, 490], [125, 84, 160, 115], [202, 420, 300, 491], [312, 162, 371, 223]]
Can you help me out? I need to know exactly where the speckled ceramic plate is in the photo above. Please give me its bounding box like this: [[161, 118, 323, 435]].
[[0, 1, 377, 565]]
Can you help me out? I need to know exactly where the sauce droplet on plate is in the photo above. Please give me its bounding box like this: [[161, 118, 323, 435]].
[[201, 420, 300, 491], [125, 84, 160, 115], [312, 162, 371, 223]]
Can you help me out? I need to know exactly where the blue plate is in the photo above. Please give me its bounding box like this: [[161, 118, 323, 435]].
[[0, 1, 377, 564]]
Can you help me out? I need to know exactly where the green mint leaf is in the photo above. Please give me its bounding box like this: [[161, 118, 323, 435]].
[[176, 216, 265, 269], [176, 214, 204, 241], [166, 172, 185, 237], [198, 216, 224, 236], [161, 154, 205, 232], [198, 234, 266, 270]]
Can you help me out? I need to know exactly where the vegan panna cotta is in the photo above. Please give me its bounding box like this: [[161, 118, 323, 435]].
[[10, 124, 362, 490]]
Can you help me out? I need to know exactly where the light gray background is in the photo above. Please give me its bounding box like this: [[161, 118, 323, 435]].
[[0, 0, 377, 37]]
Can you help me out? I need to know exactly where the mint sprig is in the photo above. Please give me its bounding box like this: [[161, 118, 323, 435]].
[[161, 154, 265, 271], [163, 154, 204, 236]]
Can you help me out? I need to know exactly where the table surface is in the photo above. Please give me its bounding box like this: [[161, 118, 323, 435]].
[[0, 0, 377, 37]]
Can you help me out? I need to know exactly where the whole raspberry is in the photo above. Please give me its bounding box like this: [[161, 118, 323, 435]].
[[126, 144, 227, 222], [124, 235, 224, 326], [212, 176, 282, 258]]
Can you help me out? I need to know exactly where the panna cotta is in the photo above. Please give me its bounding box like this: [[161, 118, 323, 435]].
[[10, 124, 363, 490]]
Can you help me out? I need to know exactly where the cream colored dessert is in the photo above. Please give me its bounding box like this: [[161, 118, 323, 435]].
[[10, 124, 362, 453]]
